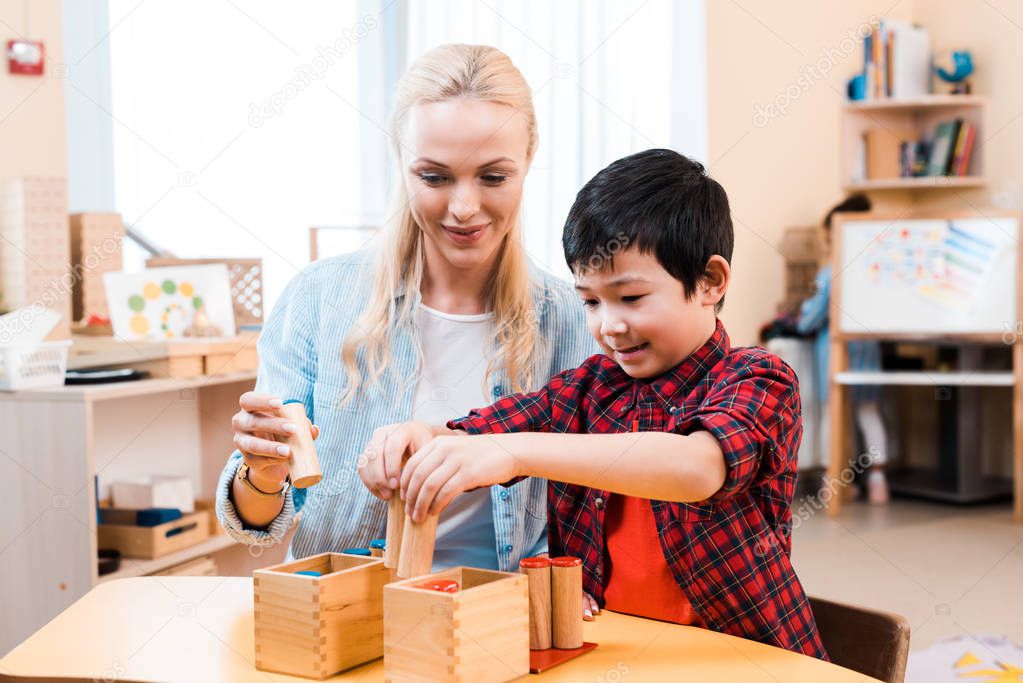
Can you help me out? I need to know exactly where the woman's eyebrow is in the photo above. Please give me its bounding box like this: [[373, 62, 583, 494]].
[[411, 156, 515, 169]]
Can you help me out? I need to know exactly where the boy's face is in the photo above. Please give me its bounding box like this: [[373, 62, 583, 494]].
[[574, 246, 727, 379]]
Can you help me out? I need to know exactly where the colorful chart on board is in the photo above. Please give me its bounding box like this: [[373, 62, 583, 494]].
[[104, 264, 236, 340]]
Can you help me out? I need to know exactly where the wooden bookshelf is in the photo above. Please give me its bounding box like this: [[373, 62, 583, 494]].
[[841, 95, 987, 191]]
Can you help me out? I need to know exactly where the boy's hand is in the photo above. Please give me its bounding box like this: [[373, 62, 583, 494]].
[[358, 421, 454, 501], [583, 591, 600, 621], [401, 433, 517, 522]]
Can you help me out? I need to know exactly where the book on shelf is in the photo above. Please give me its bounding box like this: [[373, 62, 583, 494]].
[[860, 19, 931, 101], [926, 118, 962, 176]]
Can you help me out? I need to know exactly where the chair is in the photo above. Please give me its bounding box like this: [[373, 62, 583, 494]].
[[809, 595, 911, 683]]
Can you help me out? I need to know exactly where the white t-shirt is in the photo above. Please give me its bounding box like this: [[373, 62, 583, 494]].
[[410, 302, 499, 570]]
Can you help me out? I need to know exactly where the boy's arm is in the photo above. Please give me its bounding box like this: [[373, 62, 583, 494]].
[[401, 352, 799, 520], [674, 352, 801, 502], [359, 365, 583, 500], [401, 430, 726, 520]]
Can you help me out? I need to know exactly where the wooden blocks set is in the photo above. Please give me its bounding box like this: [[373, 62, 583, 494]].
[[253, 552, 391, 679], [383, 566, 530, 683], [69, 212, 123, 323], [519, 556, 597, 674], [0, 177, 72, 338], [68, 331, 260, 378]]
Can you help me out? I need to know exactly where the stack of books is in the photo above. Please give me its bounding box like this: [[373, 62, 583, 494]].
[[862, 19, 931, 100], [864, 118, 977, 179]]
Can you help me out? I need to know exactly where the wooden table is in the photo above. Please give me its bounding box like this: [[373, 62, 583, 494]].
[[0, 577, 879, 682]]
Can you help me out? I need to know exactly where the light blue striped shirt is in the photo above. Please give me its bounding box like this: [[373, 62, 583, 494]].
[[797, 263, 881, 402], [215, 249, 598, 571]]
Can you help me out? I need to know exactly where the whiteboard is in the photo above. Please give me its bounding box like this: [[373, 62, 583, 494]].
[[836, 215, 1018, 335]]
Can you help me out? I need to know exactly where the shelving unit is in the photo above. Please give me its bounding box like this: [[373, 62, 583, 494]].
[[826, 211, 1022, 519], [841, 95, 987, 191], [1, 370, 259, 653], [97, 533, 237, 583]]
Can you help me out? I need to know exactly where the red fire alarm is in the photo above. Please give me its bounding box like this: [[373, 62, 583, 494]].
[[7, 40, 44, 75]]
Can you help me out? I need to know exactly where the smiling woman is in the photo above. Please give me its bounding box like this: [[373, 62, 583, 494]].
[[215, 44, 598, 572]]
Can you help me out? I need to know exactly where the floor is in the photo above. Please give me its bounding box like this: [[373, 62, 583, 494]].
[[792, 496, 1023, 655]]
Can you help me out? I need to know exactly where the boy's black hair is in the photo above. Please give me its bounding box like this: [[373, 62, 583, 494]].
[[823, 194, 871, 231], [562, 148, 734, 312]]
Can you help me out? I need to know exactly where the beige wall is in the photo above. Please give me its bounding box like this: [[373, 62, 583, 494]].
[[0, 0, 66, 184], [709, 0, 1023, 347], [707, 0, 918, 346]]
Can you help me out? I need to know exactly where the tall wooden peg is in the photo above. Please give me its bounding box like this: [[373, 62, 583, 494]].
[[519, 556, 552, 650], [551, 556, 583, 649], [279, 400, 322, 488]]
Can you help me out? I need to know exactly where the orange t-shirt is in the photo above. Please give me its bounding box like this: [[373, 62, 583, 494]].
[[603, 494, 704, 626]]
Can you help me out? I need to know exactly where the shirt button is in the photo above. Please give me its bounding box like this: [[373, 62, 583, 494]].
[[499, 490, 509, 501], [594, 566, 602, 578], [594, 497, 605, 510], [503, 544, 513, 553]]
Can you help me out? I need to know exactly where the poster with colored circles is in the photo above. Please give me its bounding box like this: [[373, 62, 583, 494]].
[[103, 265, 236, 340]]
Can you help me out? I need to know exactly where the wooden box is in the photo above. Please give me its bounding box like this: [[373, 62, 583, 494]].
[[384, 567, 529, 683], [69, 212, 123, 322], [254, 553, 391, 679], [97, 509, 210, 559]]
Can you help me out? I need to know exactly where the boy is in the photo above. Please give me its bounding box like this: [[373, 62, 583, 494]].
[[370, 149, 827, 660]]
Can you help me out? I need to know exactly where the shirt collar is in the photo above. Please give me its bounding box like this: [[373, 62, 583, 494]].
[[641, 318, 730, 407]]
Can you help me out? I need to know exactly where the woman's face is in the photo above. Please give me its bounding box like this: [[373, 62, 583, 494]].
[[403, 98, 531, 273]]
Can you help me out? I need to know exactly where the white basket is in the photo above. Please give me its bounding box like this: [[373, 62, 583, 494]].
[[0, 340, 72, 390]]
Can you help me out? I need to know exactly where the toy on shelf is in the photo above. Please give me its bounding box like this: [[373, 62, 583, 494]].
[[935, 49, 974, 95], [253, 552, 390, 679], [0, 177, 72, 339], [278, 399, 322, 488], [69, 213, 123, 324], [146, 257, 263, 327], [384, 566, 529, 683]]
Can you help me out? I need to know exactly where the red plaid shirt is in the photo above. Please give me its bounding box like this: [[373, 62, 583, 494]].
[[448, 319, 828, 660]]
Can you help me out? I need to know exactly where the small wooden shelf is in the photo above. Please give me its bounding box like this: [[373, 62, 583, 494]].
[[841, 95, 987, 191], [8, 370, 257, 403], [843, 94, 986, 111], [97, 533, 236, 584], [844, 176, 987, 192], [835, 370, 1014, 386]]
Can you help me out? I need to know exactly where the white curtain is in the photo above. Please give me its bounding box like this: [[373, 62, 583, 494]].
[[405, 0, 707, 277], [105, 0, 707, 308], [107, 1, 368, 307]]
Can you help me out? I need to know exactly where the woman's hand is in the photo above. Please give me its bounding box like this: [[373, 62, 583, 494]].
[[232, 392, 319, 490], [359, 421, 455, 501], [400, 433, 518, 521], [583, 591, 600, 621]]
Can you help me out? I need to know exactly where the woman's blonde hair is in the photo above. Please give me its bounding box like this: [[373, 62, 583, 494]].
[[339, 44, 542, 405]]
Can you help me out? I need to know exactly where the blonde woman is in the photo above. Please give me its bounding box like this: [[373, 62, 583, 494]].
[[215, 44, 597, 571]]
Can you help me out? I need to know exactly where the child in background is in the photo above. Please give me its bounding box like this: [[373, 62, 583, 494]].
[[797, 195, 890, 504], [367, 149, 828, 660]]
